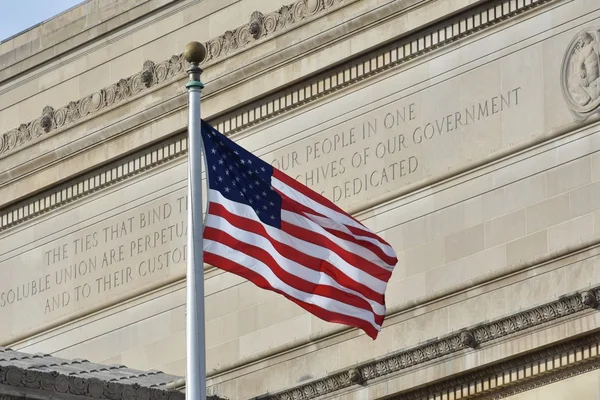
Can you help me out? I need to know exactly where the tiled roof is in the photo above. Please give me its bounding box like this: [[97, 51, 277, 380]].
[[0, 346, 188, 400], [0, 346, 181, 388]]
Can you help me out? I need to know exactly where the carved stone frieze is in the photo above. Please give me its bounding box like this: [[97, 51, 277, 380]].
[[0, 366, 184, 400], [0, 0, 348, 158], [253, 287, 600, 400]]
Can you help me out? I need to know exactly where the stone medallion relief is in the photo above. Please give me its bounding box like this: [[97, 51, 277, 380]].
[[561, 26, 600, 120]]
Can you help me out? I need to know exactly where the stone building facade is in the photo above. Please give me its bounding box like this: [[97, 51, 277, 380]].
[[1, 0, 600, 398]]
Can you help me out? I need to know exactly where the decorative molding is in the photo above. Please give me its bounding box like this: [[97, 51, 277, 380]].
[[0, 396, 26, 400], [0, 134, 187, 231], [0, 0, 552, 159], [392, 331, 600, 400], [476, 359, 600, 400], [251, 287, 600, 400], [210, 0, 553, 135], [0, 0, 350, 158], [0, 0, 554, 229], [0, 369, 184, 400]]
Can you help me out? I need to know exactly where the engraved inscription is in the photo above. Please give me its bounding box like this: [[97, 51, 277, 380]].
[[269, 86, 522, 208], [0, 75, 526, 339], [0, 193, 188, 319]]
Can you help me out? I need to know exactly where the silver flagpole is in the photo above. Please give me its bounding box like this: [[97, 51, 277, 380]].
[[184, 41, 207, 400]]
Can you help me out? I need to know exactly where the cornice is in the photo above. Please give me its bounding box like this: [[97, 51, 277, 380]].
[[0, 0, 552, 160], [0, 133, 186, 231], [250, 287, 600, 400], [0, 0, 350, 158]]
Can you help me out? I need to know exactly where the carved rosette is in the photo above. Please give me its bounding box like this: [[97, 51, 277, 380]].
[[0, 0, 348, 158]]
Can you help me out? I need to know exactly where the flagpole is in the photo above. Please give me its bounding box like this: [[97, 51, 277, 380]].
[[184, 41, 207, 400]]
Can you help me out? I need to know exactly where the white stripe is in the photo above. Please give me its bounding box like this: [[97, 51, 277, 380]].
[[208, 189, 388, 293], [204, 239, 381, 331], [272, 176, 377, 235], [281, 210, 394, 271], [302, 212, 396, 258], [205, 213, 386, 315]]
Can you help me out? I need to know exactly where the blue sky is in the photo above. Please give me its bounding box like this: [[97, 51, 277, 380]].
[[0, 0, 83, 42]]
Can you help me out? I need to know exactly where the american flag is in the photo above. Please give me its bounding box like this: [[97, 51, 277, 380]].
[[201, 121, 398, 339]]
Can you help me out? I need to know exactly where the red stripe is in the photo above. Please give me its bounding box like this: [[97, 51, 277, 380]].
[[207, 202, 385, 304], [205, 226, 385, 325], [279, 218, 392, 281], [280, 200, 397, 266], [204, 252, 381, 339]]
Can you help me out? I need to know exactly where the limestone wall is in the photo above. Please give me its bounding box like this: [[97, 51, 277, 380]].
[[1, 0, 600, 399]]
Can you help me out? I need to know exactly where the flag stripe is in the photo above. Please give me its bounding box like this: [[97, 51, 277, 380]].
[[278, 192, 396, 258], [303, 211, 396, 259], [204, 224, 385, 322], [280, 214, 392, 280], [280, 201, 397, 265], [204, 213, 385, 313], [207, 193, 388, 297], [204, 240, 382, 332], [272, 172, 367, 231], [204, 251, 380, 339], [272, 170, 390, 247]]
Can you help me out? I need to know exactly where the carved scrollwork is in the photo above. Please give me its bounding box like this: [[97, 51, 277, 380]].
[[4, 130, 17, 152], [0, 0, 349, 158], [305, 0, 322, 15], [263, 12, 279, 35], [0, 365, 186, 400], [15, 124, 31, 146], [29, 118, 46, 139], [221, 31, 237, 56], [66, 101, 80, 122], [115, 79, 131, 102], [292, 1, 307, 21], [206, 37, 223, 62], [5, 367, 22, 386]]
